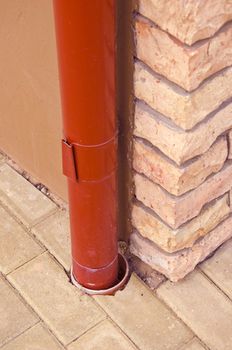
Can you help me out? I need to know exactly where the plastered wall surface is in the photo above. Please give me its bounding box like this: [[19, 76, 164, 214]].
[[0, 0, 67, 200]]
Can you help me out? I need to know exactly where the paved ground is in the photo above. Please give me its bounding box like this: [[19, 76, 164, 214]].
[[0, 156, 232, 350]]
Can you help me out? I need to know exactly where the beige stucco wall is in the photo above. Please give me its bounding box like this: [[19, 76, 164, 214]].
[[0, 0, 67, 200]]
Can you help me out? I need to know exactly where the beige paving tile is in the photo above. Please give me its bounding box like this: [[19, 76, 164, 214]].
[[0, 206, 45, 274], [32, 210, 71, 271], [68, 319, 136, 350], [0, 164, 57, 227], [1, 323, 64, 350], [8, 252, 105, 345], [0, 277, 38, 347], [94, 274, 192, 350], [157, 271, 232, 350], [200, 239, 232, 300], [180, 338, 206, 350]]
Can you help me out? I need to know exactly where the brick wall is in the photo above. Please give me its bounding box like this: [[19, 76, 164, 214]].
[[130, 0, 232, 281]]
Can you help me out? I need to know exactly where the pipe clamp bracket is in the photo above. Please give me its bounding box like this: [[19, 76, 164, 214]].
[[62, 137, 117, 182]]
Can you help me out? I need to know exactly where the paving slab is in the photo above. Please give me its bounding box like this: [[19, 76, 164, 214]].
[[157, 271, 232, 350], [0, 277, 38, 347], [68, 319, 136, 350], [0, 164, 57, 227], [180, 338, 206, 350], [94, 274, 192, 350], [32, 210, 71, 271], [0, 205, 44, 274], [200, 239, 232, 300], [1, 323, 64, 350], [8, 252, 105, 345]]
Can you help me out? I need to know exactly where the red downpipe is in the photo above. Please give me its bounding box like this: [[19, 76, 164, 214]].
[[53, 1, 119, 291]]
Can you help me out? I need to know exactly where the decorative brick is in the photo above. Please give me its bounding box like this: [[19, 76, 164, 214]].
[[136, 17, 232, 91], [130, 215, 232, 282], [139, 0, 232, 45], [135, 102, 232, 165], [135, 162, 232, 229], [132, 0, 232, 284], [135, 62, 232, 130], [132, 194, 230, 253], [133, 137, 227, 196]]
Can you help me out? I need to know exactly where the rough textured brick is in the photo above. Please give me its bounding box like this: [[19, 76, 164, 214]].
[[135, 162, 232, 229], [133, 137, 227, 196], [135, 62, 232, 130], [130, 215, 232, 281], [139, 0, 232, 45], [136, 17, 232, 91], [157, 271, 232, 350], [135, 102, 232, 165], [132, 194, 230, 253]]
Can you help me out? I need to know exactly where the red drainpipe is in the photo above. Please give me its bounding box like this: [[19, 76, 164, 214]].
[[53, 1, 128, 294]]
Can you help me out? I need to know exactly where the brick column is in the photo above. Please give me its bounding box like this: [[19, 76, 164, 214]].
[[130, 0, 232, 281]]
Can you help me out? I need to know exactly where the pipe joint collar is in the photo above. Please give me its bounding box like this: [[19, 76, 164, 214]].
[[62, 135, 117, 182]]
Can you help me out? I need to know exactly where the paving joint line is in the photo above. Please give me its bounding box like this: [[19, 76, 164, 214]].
[[0, 198, 55, 253], [198, 267, 232, 304], [5, 267, 68, 348], [153, 284, 199, 344], [134, 274, 202, 349], [65, 318, 106, 348], [0, 273, 41, 325], [3, 159, 65, 209], [39, 321, 67, 350], [5, 251, 48, 277], [154, 277, 213, 350], [0, 321, 41, 349], [30, 208, 65, 230], [0, 190, 58, 231], [91, 293, 144, 349]]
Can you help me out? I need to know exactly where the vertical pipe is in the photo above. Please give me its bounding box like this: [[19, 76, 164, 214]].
[[53, 0, 118, 290]]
